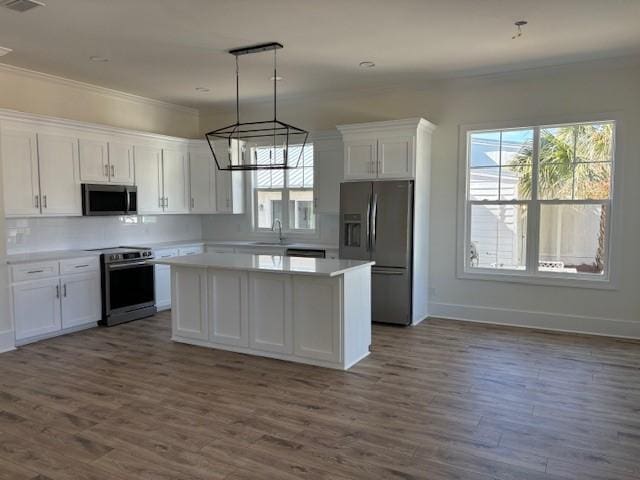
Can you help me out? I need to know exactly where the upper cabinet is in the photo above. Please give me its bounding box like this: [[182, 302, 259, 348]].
[[1, 122, 81, 218], [78, 137, 134, 185], [189, 143, 216, 214], [338, 118, 434, 181], [162, 147, 190, 214]]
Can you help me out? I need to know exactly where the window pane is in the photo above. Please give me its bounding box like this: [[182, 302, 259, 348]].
[[575, 123, 614, 163], [538, 163, 574, 200], [539, 204, 607, 275], [288, 190, 315, 230], [470, 132, 500, 167], [539, 127, 575, 166], [574, 162, 611, 200], [501, 164, 532, 200], [256, 190, 283, 229], [469, 204, 527, 270], [287, 144, 314, 188], [501, 129, 533, 165], [469, 167, 500, 200]]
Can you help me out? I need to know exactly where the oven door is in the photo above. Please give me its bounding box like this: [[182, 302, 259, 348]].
[[105, 261, 155, 315]]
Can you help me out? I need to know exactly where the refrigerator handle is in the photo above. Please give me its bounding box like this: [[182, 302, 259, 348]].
[[371, 193, 378, 251], [366, 193, 372, 252]]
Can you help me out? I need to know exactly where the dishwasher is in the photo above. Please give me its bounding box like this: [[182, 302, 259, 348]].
[[285, 248, 326, 259]]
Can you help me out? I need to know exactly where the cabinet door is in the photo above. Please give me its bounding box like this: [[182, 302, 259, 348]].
[[208, 270, 248, 347], [61, 272, 100, 329], [1, 125, 40, 217], [78, 138, 109, 183], [134, 145, 164, 214], [154, 264, 172, 311], [13, 278, 62, 341], [377, 136, 415, 179], [293, 276, 341, 362], [248, 273, 292, 354], [315, 144, 342, 214], [215, 169, 232, 213], [108, 142, 135, 185], [344, 140, 377, 180], [162, 148, 189, 213], [37, 133, 82, 216], [189, 149, 215, 213], [172, 267, 208, 340]]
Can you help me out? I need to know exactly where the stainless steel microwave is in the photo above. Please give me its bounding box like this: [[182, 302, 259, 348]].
[[81, 184, 137, 216]]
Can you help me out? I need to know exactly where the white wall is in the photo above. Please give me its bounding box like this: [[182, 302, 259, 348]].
[[0, 140, 10, 351], [201, 58, 640, 337]]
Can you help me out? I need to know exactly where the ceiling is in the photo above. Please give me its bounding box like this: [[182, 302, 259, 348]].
[[0, 0, 639, 109]]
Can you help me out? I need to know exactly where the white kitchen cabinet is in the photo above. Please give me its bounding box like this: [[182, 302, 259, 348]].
[[248, 272, 293, 354], [377, 136, 415, 179], [172, 267, 208, 341], [293, 276, 341, 363], [1, 125, 40, 217], [314, 135, 343, 214], [108, 142, 135, 185], [208, 269, 249, 347], [338, 119, 434, 181], [161, 147, 190, 214], [213, 139, 245, 214], [37, 133, 82, 216], [78, 138, 109, 183], [134, 145, 164, 214], [13, 277, 62, 341], [343, 139, 378, 180], [154, 248, 178, 311], [189, 147, 216, 213], [60, 272, 101, 329]]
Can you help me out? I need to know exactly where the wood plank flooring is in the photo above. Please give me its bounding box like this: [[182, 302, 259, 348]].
[[1, 311, 639, 479]]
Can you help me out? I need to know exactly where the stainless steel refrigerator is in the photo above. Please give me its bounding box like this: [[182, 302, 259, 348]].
[[339, 180, 413, 325]]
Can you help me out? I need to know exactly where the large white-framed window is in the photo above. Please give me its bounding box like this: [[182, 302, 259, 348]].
[[252, 144, 316, 233], [458, 119, 617, 287]]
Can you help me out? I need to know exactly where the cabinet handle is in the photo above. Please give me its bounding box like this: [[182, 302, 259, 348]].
[[165, 197, 169, 208], [43, 195, 47, 209], [159, 197, 163, 208], [74, 264, 89, 269], [191, 198, 195, 209], [105, 164, 109, 177], [27, 270, 44, 274], [63, 284, 67, 297], [34, 195, 39, 208], [111, 165, 115, 177], [56, 285, 60, 298]]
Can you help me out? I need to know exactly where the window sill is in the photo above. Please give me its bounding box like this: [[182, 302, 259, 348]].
[[457, 269, 616, 290]]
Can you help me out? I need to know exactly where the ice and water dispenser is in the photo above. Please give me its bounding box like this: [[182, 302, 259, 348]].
[[343, 213, 362, 248]]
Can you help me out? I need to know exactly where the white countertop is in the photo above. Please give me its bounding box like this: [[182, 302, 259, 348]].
[[153, 253, 373, 277], [6, 249, 101, 265]]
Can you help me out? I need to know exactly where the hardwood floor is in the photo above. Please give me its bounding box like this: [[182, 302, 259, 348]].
[[1, 312, 639, 479]]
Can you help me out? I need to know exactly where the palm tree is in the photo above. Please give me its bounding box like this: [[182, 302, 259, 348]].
[[510, 124, 612, 273]]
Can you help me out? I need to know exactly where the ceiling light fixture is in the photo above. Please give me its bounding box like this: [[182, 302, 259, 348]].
[[359, 61, 375, 68], [512, 20, 527, 40], [1, 0, 45, 13], [205, 42, 308, 171], [89, 56, 109, 62], [0, 46, 13, 57], [195, 87, 211, 92], [270, 75, 283, 81]]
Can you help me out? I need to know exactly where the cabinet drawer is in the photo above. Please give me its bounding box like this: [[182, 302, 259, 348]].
[[155, 248, 179, 259], [11, 261, 59, 283], [178, 246, 204, 256], [59, 257, 99, 275]]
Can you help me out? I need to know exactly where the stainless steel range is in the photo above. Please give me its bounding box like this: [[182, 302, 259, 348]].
[[86, 246, 156, 326]]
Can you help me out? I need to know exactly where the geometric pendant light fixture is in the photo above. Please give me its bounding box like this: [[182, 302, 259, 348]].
[[205, 42, 309, 171]]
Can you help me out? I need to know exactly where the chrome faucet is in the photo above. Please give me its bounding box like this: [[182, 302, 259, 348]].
[[272, 218, 283, 243]]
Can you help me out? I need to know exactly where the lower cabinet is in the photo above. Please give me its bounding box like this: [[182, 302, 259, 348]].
[[293, 276, 341, 362], [248, 273, 293, 354], [171, 267, 208, 341], [61, 272, 101, 329], [208, 269, 248, 347], [13, 278, 62, 340], [154, 264, 172, 311], [12, 265, 101, 343]]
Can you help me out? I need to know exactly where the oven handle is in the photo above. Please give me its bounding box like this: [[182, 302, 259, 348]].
[[107, 261, 152, 270]]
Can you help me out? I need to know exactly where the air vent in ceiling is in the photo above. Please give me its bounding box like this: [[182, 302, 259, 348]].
[[2, 0, 45, 12]]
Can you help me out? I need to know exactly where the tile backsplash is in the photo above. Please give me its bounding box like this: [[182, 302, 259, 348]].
[[6, 215, 203, 254]]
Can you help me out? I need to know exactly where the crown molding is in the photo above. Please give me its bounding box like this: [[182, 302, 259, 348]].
[[337, 117, 436, 136], [0, 62, 198, 116]]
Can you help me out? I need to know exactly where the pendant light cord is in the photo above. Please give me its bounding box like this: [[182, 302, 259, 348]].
[[273, 48, 277, 121], [235, 55, 240, 124]]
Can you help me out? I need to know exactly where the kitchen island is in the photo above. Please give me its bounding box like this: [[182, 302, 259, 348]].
[[153, 253, 374, 370]]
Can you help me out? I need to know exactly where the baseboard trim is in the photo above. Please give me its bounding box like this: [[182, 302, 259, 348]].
[[0, 329, 15, 353], [428, 302, 640, 339]]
